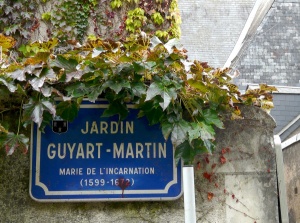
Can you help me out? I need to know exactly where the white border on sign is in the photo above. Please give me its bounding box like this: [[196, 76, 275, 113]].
[[32, 103, 179, 196]]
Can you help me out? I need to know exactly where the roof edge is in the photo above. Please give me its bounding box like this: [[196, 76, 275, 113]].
[[247, 84, 300, 94], [224, 0, 275, 68], [278, 115, 300, 140], [282, 132, 300, 150]]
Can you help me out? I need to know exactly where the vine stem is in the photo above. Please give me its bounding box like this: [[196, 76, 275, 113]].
[[17, 100, 23, 135]]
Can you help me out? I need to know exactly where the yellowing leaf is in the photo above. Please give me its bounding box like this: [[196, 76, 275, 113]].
[[226, 83, 239, 93], [259, 84, 278, 92], [261, 100, 274, 113], [30, 39, 58, 52], [24, 52, 50, 65], [0, 34, 16, 52], [231, 113, 244, 120], [190, 60, 204, 75], [0, 124, 8, 134]]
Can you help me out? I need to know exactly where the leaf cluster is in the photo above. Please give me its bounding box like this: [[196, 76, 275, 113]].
[[109, 0, 181, 40], [0, 0, 39, 41], [0, 33, 276, 163], [49, 0, 95, 42], [125, 8, 147, 32]]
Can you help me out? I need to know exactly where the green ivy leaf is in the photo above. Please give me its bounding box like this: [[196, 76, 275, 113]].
[[39, 111, 53, 133], [103, 80, 130, 94], [0, 132, 29, 155], [145, 81, 177, 110], [161, 122, 173, 141], [175, 139, 209, 165], [150, 36, 162, 50], [92, 47, 105, 58], [56, 100, 80, 122], [66, 70, 84, 82], [159, 89, 176, 110], [203, 139, 215, 154], [8, 69, 26, 81], [188, 123, 201, 142], [164, 38, 181, 54], [102, 100, 128, 120], [50, 55, 78, 72], [187, 79, 208, 93], [66, 83, 89, 98], [189, 122, 215, 142], [175, 140, 196, 165], [171, 119, 190, 147], [132, 61, 155, 74], [23, 97, 56, 127], [16, 84, 27, 97], [0, 77, 17, 92], [203, 109, 224, 129], [199, 122, 215, 140], [138, 100, 163, 125], [145, 82, 162, 100], [29, 76, 46, 91], [132, 62, 145, 73], [131, 82, 146, 97], [86, 85, 105, 102], [28, 68, 55, 92]]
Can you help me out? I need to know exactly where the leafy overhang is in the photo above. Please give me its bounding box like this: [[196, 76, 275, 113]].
[[0, 33, 277, 164]]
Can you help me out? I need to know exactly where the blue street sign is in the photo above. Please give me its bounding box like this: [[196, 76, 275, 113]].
[[30, 100, 182, 201]]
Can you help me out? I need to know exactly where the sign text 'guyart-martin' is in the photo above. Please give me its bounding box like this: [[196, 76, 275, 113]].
[[30, 100, 182, 201]]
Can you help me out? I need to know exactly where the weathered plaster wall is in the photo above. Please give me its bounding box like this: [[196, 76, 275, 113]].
[[0, 106, 278, 222], [283, 140, 300, 223], [195, 105, 278, 223]]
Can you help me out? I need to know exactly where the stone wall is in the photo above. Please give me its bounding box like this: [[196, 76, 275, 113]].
[[283, 136, 300, 223], [0, 105, 279, 222]]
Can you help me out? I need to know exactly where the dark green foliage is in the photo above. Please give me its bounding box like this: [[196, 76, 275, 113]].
[[0, 33, 277, 164]]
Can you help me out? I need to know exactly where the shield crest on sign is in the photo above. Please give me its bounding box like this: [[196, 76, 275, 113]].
[[52, 118, 68, 134]]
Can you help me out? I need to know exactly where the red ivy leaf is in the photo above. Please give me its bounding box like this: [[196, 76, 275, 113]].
[[232, 194, 235, 199], [220, 155, 226, 164], [205, 156, 210, 164], [222, 147, 231, 154], [211, 163, 217, 169], [203, 172, 213, 182], [197, 162, 201, 170], [207, 192, 214, 201]]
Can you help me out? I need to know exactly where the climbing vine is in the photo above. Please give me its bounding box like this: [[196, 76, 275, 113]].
[[0, 32, 277, 163], [1, 0, 180, 47], [125, 8, 147, 33], [0, 0, 40, 43], [48, 0, 97, 42]]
